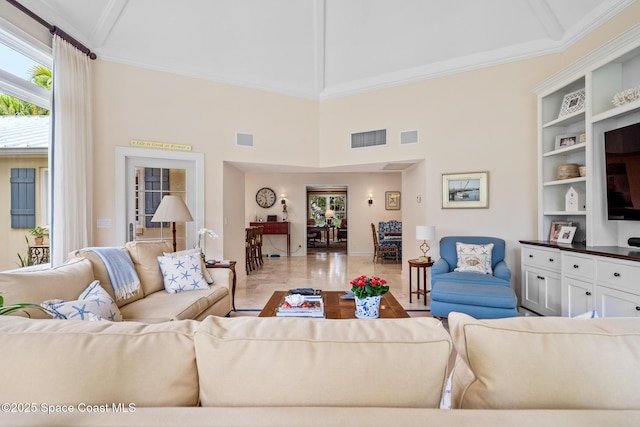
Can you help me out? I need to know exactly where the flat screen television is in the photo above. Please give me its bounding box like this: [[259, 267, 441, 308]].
[[605, 121, 640, 220]]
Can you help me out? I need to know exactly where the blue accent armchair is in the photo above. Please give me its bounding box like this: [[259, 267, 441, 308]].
[[430, 236, 517, 319]]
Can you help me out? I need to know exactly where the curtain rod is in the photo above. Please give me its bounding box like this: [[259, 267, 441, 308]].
[[7, 0, 97, 60]]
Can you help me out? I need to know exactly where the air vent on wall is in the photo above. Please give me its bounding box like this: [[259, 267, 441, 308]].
[[351, 129, 386, 149], [236, 132, 254, 147], [400, 130, 419, 145]]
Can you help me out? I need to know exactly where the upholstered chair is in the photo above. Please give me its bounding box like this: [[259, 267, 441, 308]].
[[430, 236, 517, 319]]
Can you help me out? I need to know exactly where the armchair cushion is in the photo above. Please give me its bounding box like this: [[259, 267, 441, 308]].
[[455, 242, 493, 275]]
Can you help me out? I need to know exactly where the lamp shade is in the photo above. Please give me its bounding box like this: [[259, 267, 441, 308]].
[[151, 195, 194, 223], [416, 225, 435, 240], [325, 209, 335, 218]]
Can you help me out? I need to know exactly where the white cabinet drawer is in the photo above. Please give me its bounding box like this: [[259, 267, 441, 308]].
[[562, 253, 594, 280], [596, 258, 640, 293], [522, 246, 560, 272], [595, 285, 640, 317]]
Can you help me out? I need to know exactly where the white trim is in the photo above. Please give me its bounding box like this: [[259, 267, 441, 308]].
[[114, 146, 205, 247]]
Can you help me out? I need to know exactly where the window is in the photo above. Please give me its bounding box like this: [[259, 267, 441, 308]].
[[308, 193, 346, 225]]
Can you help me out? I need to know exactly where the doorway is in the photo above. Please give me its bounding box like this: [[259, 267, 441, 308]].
[[306, 185, 348, 254]]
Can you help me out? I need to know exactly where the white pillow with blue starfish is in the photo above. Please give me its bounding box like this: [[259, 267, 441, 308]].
[[41, 280, 123, 321], [157, 254, 209, 294], [454, 242, 494, 275]]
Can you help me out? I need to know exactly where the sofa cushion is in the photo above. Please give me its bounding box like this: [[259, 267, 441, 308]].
[[69, 248, 143, 307], [157, 254, 209, 293], [119, 284, 228, 321], [0, 316, 199, 406], [0, 258, 95, 319], [455, 242, 493, 274], [195, 316, 452, 408], [165, 248, 213, 284], [125, 240, 172, 296], [41, 280, 123, 321], [449, 312, 640, 409]]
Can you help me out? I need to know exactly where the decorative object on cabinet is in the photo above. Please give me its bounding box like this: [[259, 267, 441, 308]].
[[554, 133, 580, 150], [612, 85, 640, 107], [556, 163, 580, 180], [441, 171, 488, 209], [578, 166, 586, 177], [565, 186, 585, 212], [385, 191, 401, 210], [255, 187, 277, 208], [556, 226, 577, 244], [579, 132, 586, 143], [558, 88, 585, 118], [549, 220, 572, 243]]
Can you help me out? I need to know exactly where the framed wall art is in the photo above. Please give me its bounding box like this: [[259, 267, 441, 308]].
[[385, 191, 401, 210], [558, 88, 585, 118], [442, 171, 488, 209]]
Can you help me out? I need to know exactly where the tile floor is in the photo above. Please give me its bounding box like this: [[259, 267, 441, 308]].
[[233, 253, 432, 317]]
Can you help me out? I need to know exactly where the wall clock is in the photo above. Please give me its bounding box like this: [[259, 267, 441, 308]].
[[255, 187, 277, 208]]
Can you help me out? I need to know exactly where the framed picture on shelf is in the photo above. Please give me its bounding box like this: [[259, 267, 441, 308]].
[[549, 220, 572, 243], [555, 133, 580, 150], [442, 171, 489, 209], [556, 226, 577, 244], [385, 191, 401, 210], [558, 88, 585, 118]]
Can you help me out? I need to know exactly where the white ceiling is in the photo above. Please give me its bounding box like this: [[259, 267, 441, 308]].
[[15, 0, 636, 100]]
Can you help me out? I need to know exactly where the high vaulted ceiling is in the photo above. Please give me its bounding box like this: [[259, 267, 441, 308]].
[[15, 0, 636, 100]]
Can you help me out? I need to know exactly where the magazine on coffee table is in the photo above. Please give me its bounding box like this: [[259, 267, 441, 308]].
[[276, 296, 325, 318]]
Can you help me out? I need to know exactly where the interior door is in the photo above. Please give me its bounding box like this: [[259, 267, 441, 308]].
[[125, 157, 195, 250]]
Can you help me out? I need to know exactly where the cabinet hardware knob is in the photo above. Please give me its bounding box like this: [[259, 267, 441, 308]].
[[636, 306, 640, 311], [529, 254, 533, 258], [614, 272, 621, 277], [549, 258, 554, 262], [586, 292, 591, 296], [537, 275, 545, 280], [573, 264, 579, 269]]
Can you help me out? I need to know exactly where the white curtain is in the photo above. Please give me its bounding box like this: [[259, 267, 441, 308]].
[[50, 35, 93, 266]]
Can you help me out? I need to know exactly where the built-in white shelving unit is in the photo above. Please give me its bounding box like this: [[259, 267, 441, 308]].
[[533, 24, 640, 246]]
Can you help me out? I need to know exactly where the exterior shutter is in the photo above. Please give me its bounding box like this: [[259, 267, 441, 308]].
[[10, 168, 36, 229], [145, 168, 170, 228]]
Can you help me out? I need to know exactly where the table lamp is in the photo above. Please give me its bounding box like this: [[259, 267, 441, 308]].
[[151, 195, 194, 252], [415, 225, 435, 262], [325, 209, 335, 226]]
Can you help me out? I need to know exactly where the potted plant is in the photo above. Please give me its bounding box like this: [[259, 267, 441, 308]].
[[0, 295, 48, 317], [349, 275, 389, 319], [29, 225, 49, 245]]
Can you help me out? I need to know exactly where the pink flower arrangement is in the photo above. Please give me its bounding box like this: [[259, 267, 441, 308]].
[[350, 275, 389, 299]]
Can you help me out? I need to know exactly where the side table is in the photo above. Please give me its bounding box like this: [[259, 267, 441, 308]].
[[206, 261, 237, 311], [408, 259, 434, 306]]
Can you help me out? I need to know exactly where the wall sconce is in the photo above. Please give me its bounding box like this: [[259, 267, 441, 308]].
[[368, 194, 373, 205], [281, 194, 288, 221], [415, 225, 436, 262]]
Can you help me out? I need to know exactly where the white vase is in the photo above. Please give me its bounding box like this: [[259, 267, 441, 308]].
[[355, 295, 381, 319]]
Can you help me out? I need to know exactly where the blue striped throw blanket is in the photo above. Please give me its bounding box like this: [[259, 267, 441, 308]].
[[87, 247, 141, 301]]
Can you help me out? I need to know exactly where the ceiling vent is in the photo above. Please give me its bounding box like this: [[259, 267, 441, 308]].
[[351, 129, 386, 149], [400, 130, 419, 145], [236, 132, 254, 147]]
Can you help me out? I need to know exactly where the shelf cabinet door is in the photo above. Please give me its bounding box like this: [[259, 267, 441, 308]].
[[595, 285, 640, 317], [522, 267, 561, 316], [563, 277, 594, 317]]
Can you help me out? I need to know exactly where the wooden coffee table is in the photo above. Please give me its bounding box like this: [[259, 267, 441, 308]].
[[259, 291, 409, 319]]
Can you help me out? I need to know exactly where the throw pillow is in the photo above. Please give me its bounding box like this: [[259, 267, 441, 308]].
[[40, 280, 123, 321], [454, 242, 493, 274], [164, 248, 214, 284], [157, 254, 210, 294]]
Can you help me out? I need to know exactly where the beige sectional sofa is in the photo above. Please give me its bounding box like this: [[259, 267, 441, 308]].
[[0, 240, 232, 321], [1, 313, 639, 426]]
